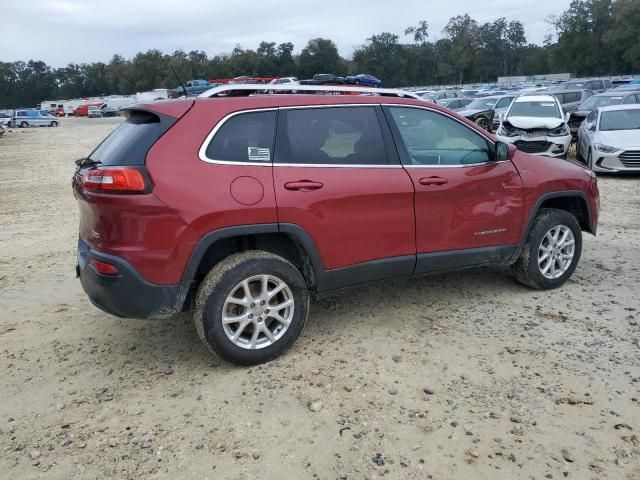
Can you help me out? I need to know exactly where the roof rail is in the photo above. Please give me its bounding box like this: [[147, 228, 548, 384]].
[[198, 83, 423, 100]]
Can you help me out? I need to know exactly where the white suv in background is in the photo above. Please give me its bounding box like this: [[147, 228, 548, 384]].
[[495, 95, 572, 158]]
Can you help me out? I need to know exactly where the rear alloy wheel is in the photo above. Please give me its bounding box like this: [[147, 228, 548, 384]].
[[474, 117, 489, 130], [512, 208, 582, 290], [194, 251, 309, 365]]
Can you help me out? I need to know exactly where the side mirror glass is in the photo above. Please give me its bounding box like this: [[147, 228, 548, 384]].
[[496, 142, 509, 162]]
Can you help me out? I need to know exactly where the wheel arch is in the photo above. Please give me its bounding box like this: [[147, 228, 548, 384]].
[[524, 191, 594, 241], [181, 224, 328, 304]]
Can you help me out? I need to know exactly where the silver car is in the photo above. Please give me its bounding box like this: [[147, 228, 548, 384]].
[[577, 104, 640, 172], [11, 110, 60, 128]]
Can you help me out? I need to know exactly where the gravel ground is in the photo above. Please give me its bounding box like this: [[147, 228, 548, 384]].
[[0, 117, 639, 480]]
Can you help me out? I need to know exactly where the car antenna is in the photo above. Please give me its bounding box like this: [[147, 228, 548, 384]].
[[170, 65, 188, 98]]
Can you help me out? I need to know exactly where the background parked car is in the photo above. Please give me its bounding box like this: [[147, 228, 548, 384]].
[[458, 95, 515, 131], [439, 98, 473, 111], [568, 90, 640, 136], [496, 94, 572, 158], [88, 105, 103, 118], [557, 78, 611, 93], [546, 89, 593, 114], [577, 104, 640, 172], [168, 79, 213, 98], [344, 74, 382, 87], [11, 110, 60, 128]]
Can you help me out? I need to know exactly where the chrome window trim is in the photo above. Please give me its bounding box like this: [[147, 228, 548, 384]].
[[199, 104, 401, 168], [382, 103, 507, 168], [198, 108, 277, 166]]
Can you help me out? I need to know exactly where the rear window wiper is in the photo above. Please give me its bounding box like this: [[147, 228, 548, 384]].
[[75, 158, 101, 167]]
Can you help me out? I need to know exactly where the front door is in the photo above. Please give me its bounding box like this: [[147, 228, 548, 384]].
[[273, 105, 416, 288], [384, 105, 524, 274]]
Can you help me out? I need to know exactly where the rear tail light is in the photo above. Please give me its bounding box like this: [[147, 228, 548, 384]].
[[83, 167, 149, 193], [90, 259, 119, 275]]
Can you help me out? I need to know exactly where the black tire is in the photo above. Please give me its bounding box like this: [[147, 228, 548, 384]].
[[193, 251, 309, 365], [587, 149, 594, 170], [20, 121, 28, 128], [511, 208, 582, 290], [50, 121, 58, 127], [474, 117, 490, 130]]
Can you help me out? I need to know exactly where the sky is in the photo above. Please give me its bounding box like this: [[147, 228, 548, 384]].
[[2, 0, 572, 66]]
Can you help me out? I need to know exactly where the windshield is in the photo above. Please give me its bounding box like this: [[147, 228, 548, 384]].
[[508, 100, 561, 118], [600, 110, 640, 131], [466, 98, 497, 110], [579, 96, 622, 111]]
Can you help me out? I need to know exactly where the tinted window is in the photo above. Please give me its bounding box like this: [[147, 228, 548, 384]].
[[206, 111, 276, 163], [388, 107, 491, 166], [90, 110, 176, 166], [580, 95, 622, 110], [278, 107, 387, 165], [622, 94, 637, 104], [563, 92, 581, 103]]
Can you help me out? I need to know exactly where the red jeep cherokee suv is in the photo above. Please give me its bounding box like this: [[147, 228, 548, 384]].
[[73, 86, 599, 365]]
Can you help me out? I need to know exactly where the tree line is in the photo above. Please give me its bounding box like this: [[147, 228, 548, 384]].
[[1, 0, 638, 109]]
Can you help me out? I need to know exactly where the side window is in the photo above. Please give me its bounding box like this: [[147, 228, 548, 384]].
[[622, 95, 637, 104], [495, 97, 513, 109], [388, 107, 491, 166], [278, 107, 388, 165], [205, 110, 276, 163], [565, 92, 580, 103], [554, 93, 566, 104], [604, 80, 612, 88]]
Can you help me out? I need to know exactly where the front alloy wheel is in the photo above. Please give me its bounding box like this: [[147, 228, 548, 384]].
[[537, 225, 575, 280], [512, 208, 582, 290]]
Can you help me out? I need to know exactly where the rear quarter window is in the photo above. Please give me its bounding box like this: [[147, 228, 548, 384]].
[[89, 110, 176, 166]]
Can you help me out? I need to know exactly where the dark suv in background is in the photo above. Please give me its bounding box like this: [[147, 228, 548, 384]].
[[73, 85, 599, 365]]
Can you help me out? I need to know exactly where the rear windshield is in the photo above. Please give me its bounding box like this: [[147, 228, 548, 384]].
[[89, 111, 174, 165], [509, 100, 561, 118], [600, 110, 640, 131]]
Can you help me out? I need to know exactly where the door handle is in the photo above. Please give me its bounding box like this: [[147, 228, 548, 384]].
[[419, 176, 449, 186], [284, 180, 324, 191]]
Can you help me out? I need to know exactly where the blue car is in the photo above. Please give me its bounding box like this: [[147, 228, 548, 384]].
[[345, 74, 382, 88]]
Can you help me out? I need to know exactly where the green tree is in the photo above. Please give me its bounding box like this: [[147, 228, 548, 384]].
[[298, 38, 346, 78]]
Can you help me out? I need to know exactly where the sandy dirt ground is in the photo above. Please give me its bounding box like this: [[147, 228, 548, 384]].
[[0, 117, 639, 480]]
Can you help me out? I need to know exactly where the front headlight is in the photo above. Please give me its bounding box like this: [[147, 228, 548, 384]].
[[549, 125, 570, 137], [593, 143, 620, 154]]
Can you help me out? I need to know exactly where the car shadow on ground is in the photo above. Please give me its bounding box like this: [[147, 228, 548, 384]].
[[97, 266, 526, 369]]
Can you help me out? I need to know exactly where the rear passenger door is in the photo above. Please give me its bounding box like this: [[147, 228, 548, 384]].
[[273, 105, 416, 287]]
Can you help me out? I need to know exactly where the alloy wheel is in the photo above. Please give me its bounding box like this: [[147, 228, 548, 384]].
[[221, 274, 294, 350], [537, 225, 576, 280]]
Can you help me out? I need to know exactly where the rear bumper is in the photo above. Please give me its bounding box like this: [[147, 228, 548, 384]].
[[77, 238, 190, 319]]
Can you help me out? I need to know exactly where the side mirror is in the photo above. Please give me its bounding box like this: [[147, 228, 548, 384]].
[[495, 142, 510, 162], [587, 121, 596, 131]]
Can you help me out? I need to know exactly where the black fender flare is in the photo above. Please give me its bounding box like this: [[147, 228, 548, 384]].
[[511, 190, 594, 262], [180, 223, 329, 290]]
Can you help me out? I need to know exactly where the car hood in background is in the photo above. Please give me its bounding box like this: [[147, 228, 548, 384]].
[[506, 116, 564, 130], [595, 130, 640, 149]]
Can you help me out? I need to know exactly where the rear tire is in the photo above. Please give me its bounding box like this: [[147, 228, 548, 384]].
[[20, 121, 28, 128], [193, 251, 309, 365], [511, 208, 582, 290], [50, 121, 58, 127]]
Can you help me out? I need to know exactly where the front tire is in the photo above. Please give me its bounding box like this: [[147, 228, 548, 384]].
[[475, 117, 489, 130], [512, 208, 582, 290], [194, 251, 309, 365], [20, 121, 28, 128]]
